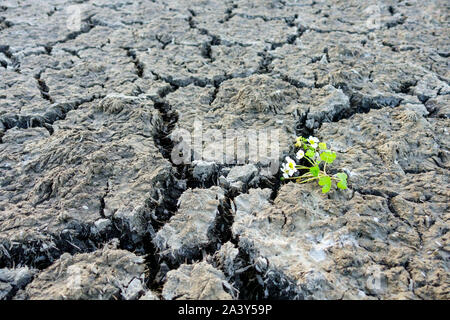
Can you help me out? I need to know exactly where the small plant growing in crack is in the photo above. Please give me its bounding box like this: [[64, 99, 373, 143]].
[[280, 136, 348, 193]]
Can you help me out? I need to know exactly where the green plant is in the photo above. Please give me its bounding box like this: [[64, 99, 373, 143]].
[[280, 136, 348, 193]]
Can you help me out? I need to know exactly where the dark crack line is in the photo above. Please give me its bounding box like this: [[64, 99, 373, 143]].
[[34, 72, 54, 103], [292, 85, 403, 136], [99, 181, 110, 219], [387, 197, 424, 249], [124, 47, 144, 78], [220, 3, 238, 23], [155, 35, 171, 50], [0, 16, 13, 31], [0, 45, 20, 72], [0, 95, 104, 136], [234, 13, 298, 22], [47, 14, 97, 47], [352, 188, 424, 252]]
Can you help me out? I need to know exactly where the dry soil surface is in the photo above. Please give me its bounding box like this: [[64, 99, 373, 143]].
[[0, 0, 449, 300]]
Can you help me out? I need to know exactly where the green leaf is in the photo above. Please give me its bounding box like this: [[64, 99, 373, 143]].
[[305, 149, 315, 158], [309, 166, 319, 177], [320, 151, 336, 164], [318, 142, 327, 150], [337, 180, 347, 190], [336, 172, 348, 190], [318, 176, 331, 193]]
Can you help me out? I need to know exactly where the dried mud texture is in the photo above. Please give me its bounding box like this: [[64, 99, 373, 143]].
[[23, 246, 147, 300], [154, 187, 225, 265], [0, 0, 449, 300], [0, 96, 175, 267], [231, 185, 446, 299], [162, 262, 233, 300], [0, 266, 35, 299]]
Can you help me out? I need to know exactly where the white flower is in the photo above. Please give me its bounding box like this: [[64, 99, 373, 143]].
[[280, 156, 299, 178], [296, 150, 304, 160], [280, 163, 290, 178], [308, 136, 320, 148], [284, 156, 298, 176]]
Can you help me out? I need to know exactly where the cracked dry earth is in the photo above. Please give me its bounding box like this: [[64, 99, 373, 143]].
[[0, 0, 449, 300]]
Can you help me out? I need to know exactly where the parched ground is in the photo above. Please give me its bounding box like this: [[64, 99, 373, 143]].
[[0, 0, 449, 300]]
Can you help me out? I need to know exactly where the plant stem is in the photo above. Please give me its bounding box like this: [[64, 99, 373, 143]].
[[282, 172, 313, 180], [298, 176, 320, 183], [304, 156, 316, 166]]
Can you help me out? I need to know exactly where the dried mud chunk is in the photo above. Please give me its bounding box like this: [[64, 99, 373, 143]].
[[231, 182, 428, 299], [0, 101, 173, 267], [317, 105, 449, 192], [425, 95, 450, 119], [208, 241, 240, 279], [168, 75, 300, 167], [134, 11, 210, 47], [25, 248, 146, 300], [0, 267, 35, 300], [154, 187, 225, 263], [162, 262, 232, 300], [195, 15, 297, 49], [137, 44, 260, 87], [139, 290, 160, 300]]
